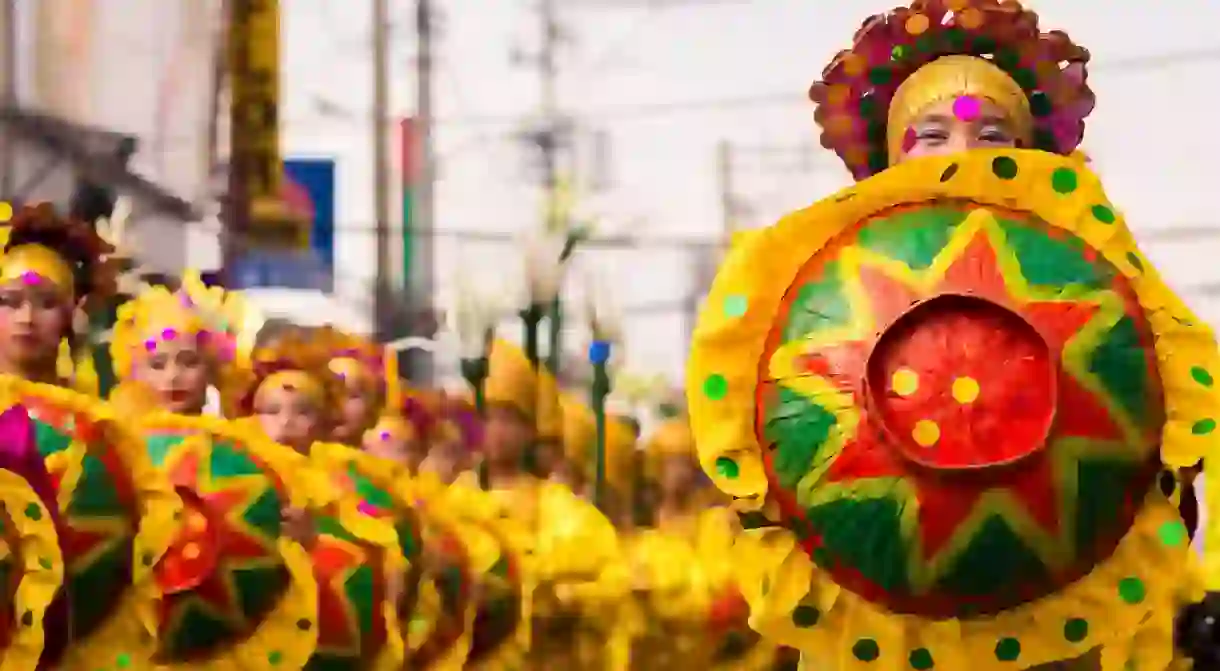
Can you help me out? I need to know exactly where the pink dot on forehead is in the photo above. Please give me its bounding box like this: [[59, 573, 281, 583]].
[[20, 272, 40, 286], [953, 95, 982, 121], [380, 431, 391, 441], [143, 339, 157, 352], [162, 328, 177, 340]]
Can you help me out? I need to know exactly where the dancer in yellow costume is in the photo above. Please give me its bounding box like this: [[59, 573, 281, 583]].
[[476, 339, 630, 670], [108, 272, 248, 415], [525, 392, 632, 670], [686, 1, 1220, 668], [627, 416, 773, 670], [223, 329, 407, 669], [0, 203, 180, 669]]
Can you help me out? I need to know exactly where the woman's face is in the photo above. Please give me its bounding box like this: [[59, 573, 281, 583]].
[[255, 383, 325, 453], [135, 337, 209, 414], [0, 280, 71, 372], [483, 405, 532, 465], [898, 97, 1020, 162], [335, 376, 378, 445]]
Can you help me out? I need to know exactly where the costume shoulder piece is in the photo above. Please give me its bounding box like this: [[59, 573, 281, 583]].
[[686, 149, 1215, 668], [121, 411, 318, 669], [0, 406, 66, 670], [0, 376, 181, 668]]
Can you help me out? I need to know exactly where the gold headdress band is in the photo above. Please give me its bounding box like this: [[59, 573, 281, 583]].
[[0, 244, 75, 295], [257, 370, 326, 404], [886, 55, 1033, 165]]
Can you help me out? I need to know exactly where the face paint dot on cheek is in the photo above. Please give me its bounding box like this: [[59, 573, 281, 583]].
[[953, 95, 982, 122], [901, 127, 918, 153]]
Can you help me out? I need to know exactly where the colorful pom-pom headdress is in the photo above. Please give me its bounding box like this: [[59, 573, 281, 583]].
[[109, 273, 247, 380], [809, 0, 1095, 179], [226, 327, 344, 419]]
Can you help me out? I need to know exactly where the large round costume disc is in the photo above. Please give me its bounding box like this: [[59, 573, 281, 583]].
[[754, 202, 1163, 617]]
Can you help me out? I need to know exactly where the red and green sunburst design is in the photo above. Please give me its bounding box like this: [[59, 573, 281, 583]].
[[305, 514, 389, 669], [412, 523, 473, 668], [146, 433, 291, 662], [336, 465, 423, 628], [22, 397, 137, 641], [756, 204, 1163, 617]]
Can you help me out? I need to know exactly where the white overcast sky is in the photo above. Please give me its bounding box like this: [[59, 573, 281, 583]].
[[280, 0, 1220, 383]]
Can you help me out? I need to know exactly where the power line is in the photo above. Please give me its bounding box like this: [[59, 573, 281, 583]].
[[286, 45, 1220, 131]]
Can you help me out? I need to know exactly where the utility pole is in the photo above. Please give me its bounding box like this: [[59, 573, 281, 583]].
[[372, 0, 392, 340], [717, 139, 735, 245], [539, 0, 561, 214], [408, 0, 437, 382], [0, 0, 16, 199]]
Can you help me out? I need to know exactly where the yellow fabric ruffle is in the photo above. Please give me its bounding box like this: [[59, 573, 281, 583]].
[[0, 377, 183, 671], [117, 411, 320, 670], [735, 495, 1197, 670], [0, 469, 63, 671]]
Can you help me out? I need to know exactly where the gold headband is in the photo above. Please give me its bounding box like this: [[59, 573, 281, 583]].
[[257, 370, 325, 403], [0, 244, 74, 295], [329, 357, 375, 386], [887, 55, 1033, 165]]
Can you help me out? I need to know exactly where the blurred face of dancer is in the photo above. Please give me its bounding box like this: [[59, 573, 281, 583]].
[[898, 98, 1019, 162], [421, 438, 466, 484], [136, 338, 209, 414], [658, 453, 698, 497], [0, 280, 71, 375], [483, 405, 532, 466], [255, 382, 325, 453], [335, 376, 379, 445]]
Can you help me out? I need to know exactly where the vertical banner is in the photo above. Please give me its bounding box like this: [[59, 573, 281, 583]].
[[282, 158, 336, 290], [230, 0, 303, 246], [399, 117, 417, 289]]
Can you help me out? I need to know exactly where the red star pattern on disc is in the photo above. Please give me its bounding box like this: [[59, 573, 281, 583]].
[[311, 535, 369, 653], [791, 219, 1123, 563], [158, 446, 279, 624]]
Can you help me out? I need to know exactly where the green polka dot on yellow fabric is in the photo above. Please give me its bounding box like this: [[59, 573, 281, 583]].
[[1157, 520, 1187, 547], [995, 637, 1020, 662], [1192, 418, 1216, 435], [715, 456, 739, 478], [791, 605, 820, 627], [1092, 204, 1116, 224], [1126, 252, 1143, 272], [1050, 167, 1077, 194], [723, 294, 749, 318], [852, 638, 880, 661], [23, 503, 40, 520], [909, 648, 934, 669], [1118, 577, 1145, 604], [268, 651, 283, 665], [1192, 366, 1214, 387], [1063, 617, 1088, 643], [703, 374, 728, 400]]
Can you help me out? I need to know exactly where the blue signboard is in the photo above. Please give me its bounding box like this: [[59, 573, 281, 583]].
[[232, 158, 337, 291]]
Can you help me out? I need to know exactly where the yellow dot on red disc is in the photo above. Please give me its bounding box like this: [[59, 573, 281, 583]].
[[182, 543, 200, 560], [913, 420, 940, 447], [0, 202, 11, 222], [189, 512, 208, 532], [891, 368, 919, 396], [952, 376, 980, 404]]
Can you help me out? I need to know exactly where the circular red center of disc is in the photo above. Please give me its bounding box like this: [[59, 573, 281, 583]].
[[866, 295, 1056, 470]]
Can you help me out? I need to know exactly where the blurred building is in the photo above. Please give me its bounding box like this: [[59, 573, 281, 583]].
[[0, 0, 218, 267]]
